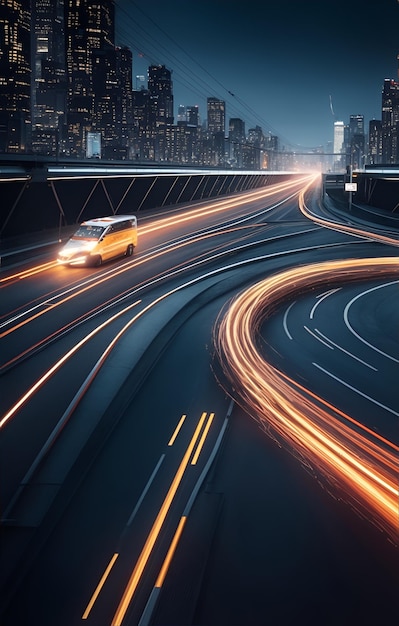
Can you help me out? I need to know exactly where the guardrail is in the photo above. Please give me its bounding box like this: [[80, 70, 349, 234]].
[[0, 163, 297, 240]]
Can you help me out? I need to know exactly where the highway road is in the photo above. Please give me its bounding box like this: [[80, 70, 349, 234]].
[[1, 174, 398, 625]]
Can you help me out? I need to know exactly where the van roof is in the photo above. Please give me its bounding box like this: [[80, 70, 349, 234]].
[[82, 215, 136, 227]]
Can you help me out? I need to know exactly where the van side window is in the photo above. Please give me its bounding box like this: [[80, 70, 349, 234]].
[[112, 221, 126, 232]]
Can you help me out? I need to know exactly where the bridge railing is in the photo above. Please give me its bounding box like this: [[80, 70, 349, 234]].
[[0, 164, 297, 240]]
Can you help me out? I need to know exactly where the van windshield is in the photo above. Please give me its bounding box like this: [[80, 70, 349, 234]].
[[72, 225, 105, 240]]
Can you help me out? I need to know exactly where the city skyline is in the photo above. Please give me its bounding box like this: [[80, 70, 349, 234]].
[[115, 0, 399, 149], [1, 0, 398, 166]]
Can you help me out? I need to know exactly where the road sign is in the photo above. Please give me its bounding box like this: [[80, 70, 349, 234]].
[[345, 182, 357, 192]]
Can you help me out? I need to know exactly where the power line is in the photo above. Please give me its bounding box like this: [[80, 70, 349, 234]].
[[114, 0, 322, 152]]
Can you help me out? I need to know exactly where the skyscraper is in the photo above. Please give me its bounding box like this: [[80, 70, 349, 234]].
[[31, 0, 67, 155], [207, 97, 225, 135], [207, 97, 225, 166], [228, 117, 245, 167], [64, 0, 115, 156], [247, 125, 265, 169], [381, 78, 399, 164], [148, 64, 174, 161], [333, 121, 345, 170], [368, 119, 382, 165], [177, 104, 186, 122], [148, 65, 174, 125], [186, 105, 199, 127], [92, 45, 133, 159], [348, 114, 365, 168], [0, 0, 31, 152]]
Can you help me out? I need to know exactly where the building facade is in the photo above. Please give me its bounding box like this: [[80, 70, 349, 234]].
[[368, 119, 382, 165], [228, 117, 245, 167], [0, 0, 271, 168], [333, 121, 345, 170], [0, 0, 31, 152], [381, 77, 399, 164], [148, 64, 174, 161], [347, 114, 365, 169], [64, 0, 115, 157], [207, 97, 225, 165], [31, 0, 67, 155]]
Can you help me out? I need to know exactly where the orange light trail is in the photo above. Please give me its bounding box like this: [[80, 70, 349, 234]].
[[138, 175, 315, 237], [0, 260, 58, 284], [299, 184, 399, 247], [154, 516, 187, 588], [214, 256, 399, 543], [0, 299, 141, 429], [1, 177, 313, 353], [168, 414, 186, 446], [191, 412, 215, 465], [1, 223, 257, 369], [111, 411, 207, 626], [82, 553, 119, 620], [1, 175, 313, 287]]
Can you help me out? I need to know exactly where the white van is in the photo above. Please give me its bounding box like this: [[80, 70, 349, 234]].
[[58, 215, 137, 266]]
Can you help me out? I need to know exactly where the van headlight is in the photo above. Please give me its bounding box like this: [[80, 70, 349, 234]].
[[58, 240, 98, 263]]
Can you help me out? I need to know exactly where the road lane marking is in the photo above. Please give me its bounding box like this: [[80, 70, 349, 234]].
[[309, 288, 341, 319], [111, 411, 207, 626], [155, 516, 187, 588], [304, 325, 333, 349], [82, 552, 119, 620], [343, 280, 399, 364], [314, 328, 378, 371], [139, 405, 232, 626], [80, 412, 191, 620], [283, 301, 295, 340], [312, 362, 399, 417], [126, 454, 166, 527], [191, 412, 215, 465], [136, 517, 187, 625], [168, 414, 186, 446]]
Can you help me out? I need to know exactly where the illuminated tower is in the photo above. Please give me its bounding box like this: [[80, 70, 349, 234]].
[[207, 97, 225, 134], [64, 0, 115, 156], [333, 120, 345, 170], [92, 45, 133, 159], [0, 0, 31, 153], [31, 0, 67, 155], [148, 65, 174, 125], [381, 78, 399, 163], [349, 114, 365, 169], [148, 64, 174, 161], [207, 97, 226, 165], [186, 105, 199, 127], [228, 117, 245, 166], [368, 119, 382, 165]]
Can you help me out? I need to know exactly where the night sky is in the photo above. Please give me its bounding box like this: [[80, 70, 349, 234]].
[[115, 0, 399, 150]]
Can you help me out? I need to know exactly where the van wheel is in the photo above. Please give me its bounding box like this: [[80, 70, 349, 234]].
[[126, 244, 134, 257]]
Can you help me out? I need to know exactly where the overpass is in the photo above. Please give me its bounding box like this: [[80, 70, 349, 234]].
[[324, 166, 399, 213], [1, 158, 399, 244], [0, 159, 298, 241]]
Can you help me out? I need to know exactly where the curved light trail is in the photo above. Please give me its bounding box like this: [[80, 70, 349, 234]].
[[299, 184, 399, 247], [213, 256, 399, 544]]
